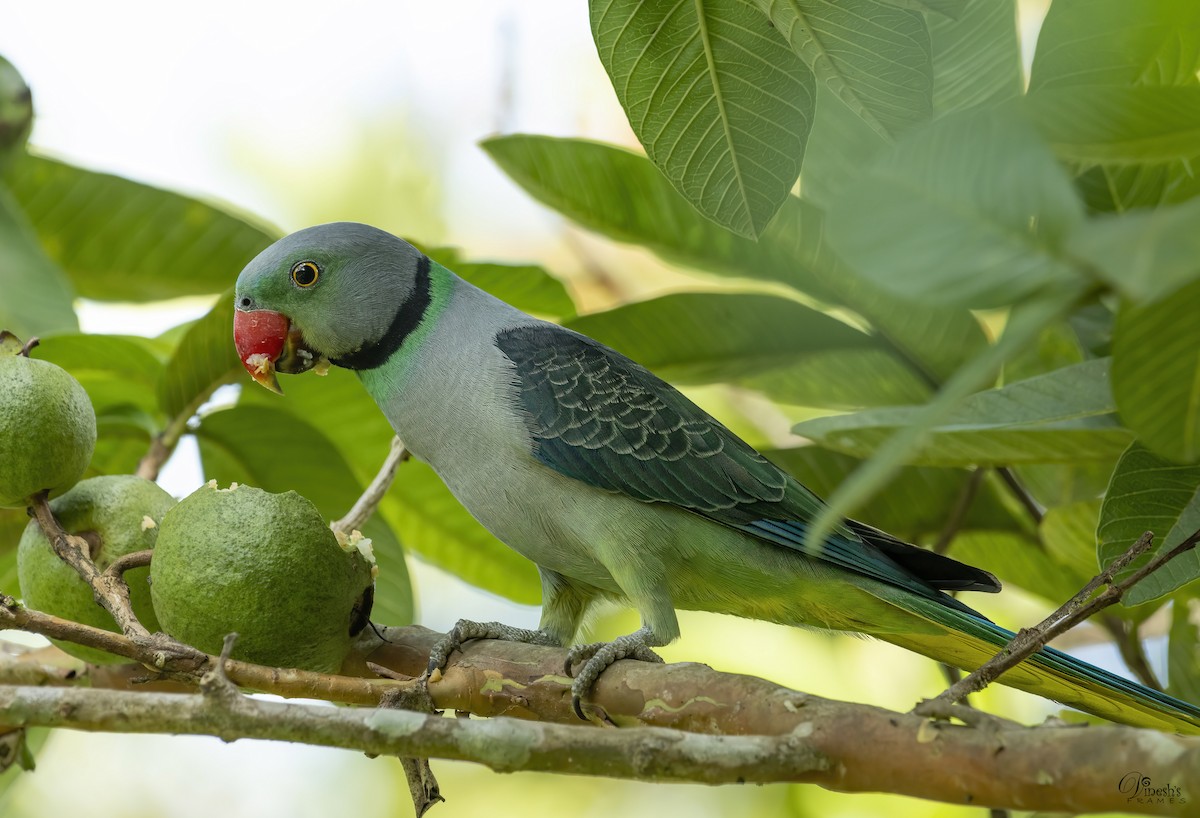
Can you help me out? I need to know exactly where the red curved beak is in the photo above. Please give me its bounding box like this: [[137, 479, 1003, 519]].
[[233, 309, 290, 394]]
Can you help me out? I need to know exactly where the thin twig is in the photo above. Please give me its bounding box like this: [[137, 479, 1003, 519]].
[[1100, 614, 1163, 691], [921, 530, 1198, 706], [995, 466, 1044, 527], [932, 468, 986, 555], [332, 437, 409, 536], [28, 491, 150, 639], [136, 372, 237, 481], [102, 549, 154, 582]]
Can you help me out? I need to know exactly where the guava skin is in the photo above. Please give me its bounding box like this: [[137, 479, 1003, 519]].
[[0, 353, 96, 508], [150, 483, 375, 672], [18, 475, 174, 664]]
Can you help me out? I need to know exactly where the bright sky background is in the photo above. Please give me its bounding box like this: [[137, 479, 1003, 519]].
[[1, 3, 1122, 818]]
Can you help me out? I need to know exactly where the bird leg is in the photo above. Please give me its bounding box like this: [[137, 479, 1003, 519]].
[[564, 626, 667, 720], [425, 619, 561, 676]]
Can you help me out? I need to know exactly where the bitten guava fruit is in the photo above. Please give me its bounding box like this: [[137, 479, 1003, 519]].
[[0, 332, 97, 509], [17, 475, 174, 664], [149, 482, 376, 672]]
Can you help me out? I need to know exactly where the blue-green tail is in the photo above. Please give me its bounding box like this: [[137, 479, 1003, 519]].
[[882, 592, 1200, 734]]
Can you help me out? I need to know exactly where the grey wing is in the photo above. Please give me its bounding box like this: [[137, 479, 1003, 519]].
[[494, 323, 1000, 600]]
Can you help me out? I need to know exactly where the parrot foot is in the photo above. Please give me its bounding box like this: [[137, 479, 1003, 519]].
[[564, 628, 665, 720], [426, 619, 560, 676]]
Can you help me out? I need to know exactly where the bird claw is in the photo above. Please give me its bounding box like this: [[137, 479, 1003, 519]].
[[565, 633, 664, 720], [426, 619, 560, 677]]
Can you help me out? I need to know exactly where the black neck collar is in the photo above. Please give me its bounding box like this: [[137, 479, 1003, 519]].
[[330, 255, 432, 371]]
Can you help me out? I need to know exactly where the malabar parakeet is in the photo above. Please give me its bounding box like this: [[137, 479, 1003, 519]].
[[233, 222, 1200, 733]]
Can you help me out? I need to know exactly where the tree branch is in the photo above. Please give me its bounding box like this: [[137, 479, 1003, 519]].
[[333, 436, 409, 536], [4, 602, 1199, 813], [0, 677, 1196, 814], [27, 492, 150, 639]]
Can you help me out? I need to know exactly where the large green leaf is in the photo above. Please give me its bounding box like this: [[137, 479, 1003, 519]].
[[799, 84, 889, 210], [1029, 0, 1200, 91], [826, 106, 1086, 308], [1112, 281, 1200, 464], [929, 0, 1021, 116], [31, 333, 164, 417], [794, 358, 1131, 466], [239, 366, 542, 604], [565, 293, 875, 383], [1098, 443, 1200, 606], [765, 446, 1021, 540], [755, 0, 931, 139], [426, 248, 575, 320], [877, 0, 966, 17], [484, 135, 987, 381], [195, 403, 413, 626], [1028, 87, 1200, 164], [1029, 0, 1200, 212], [3, 155, 276, 301], [483, 135, 826, 293], [590, 0, 815, 238], [1069, 197, 1200, 304], [742, 348, 932, 409], [798, 292, 1076, 547], [948, 530, 1088, 607], [158, 292, 238, 419], [1041, 500, 1104, 579], [0, 185, 76, 337]]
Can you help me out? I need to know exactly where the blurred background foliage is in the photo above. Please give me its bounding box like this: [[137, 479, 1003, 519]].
[[1, 1, 1199, 816]]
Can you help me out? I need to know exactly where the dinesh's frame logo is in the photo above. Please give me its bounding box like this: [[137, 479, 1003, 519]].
[[1120, 771, 1187, 805]]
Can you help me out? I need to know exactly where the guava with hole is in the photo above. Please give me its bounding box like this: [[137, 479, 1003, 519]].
[[0, 334, 96, 508], [149, 483, 376, 672], [18, 475, 174, 664]]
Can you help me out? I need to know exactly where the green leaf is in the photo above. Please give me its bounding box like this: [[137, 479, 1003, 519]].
[[590, 0, 815, 238], [426, 249, 574, 320], [1029, 0, 1200, 91], [929, 0, 1021, 116], [1014, 461, 1116, 509], [800, 291, 1077, 547], [947, 530, 1087, 606], [0, 57, 33, 170], [158, 292, 238, 419], [1098, 442, 1200, 606], [484, 135, 823, 292], [877, 0, 965, 18], [756, 0, 932, 139], [484, 135, 987, 380], [565, 293, 875, 383], [0, 185, 77, 337], [826, 106, 1086, 308], [1028, 86, 1200, 164], [794, 357, 1131, 466], [742, 348, 932, 408], [31, 333, 164, 417], [1041, 500, 1104, 579], [239, 366, 542, 604], [799, 84, 889, 210], [1074, 157, 1200, 215], [3, 155, 277, 301], [766, 446, 1021, 539], [1112, 281, 1200, 464], [1068, 198, 1200, 303], [1168, 600, 1200, 705], [195, 403, 413, 626]]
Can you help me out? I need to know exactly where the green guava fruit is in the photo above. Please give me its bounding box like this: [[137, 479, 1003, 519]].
[[149, 482, 376, 672], [17, 475, 175, 664], [0, 334, 97, 508]]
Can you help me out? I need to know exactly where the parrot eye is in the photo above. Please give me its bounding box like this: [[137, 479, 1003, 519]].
[[290, 261, 320, 288]]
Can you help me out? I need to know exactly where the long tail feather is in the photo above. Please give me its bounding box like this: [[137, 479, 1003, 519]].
[[881, 592, 1200, 734]]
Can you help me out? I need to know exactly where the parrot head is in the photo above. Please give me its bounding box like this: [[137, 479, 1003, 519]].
[[233, 222, 426, 393]]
